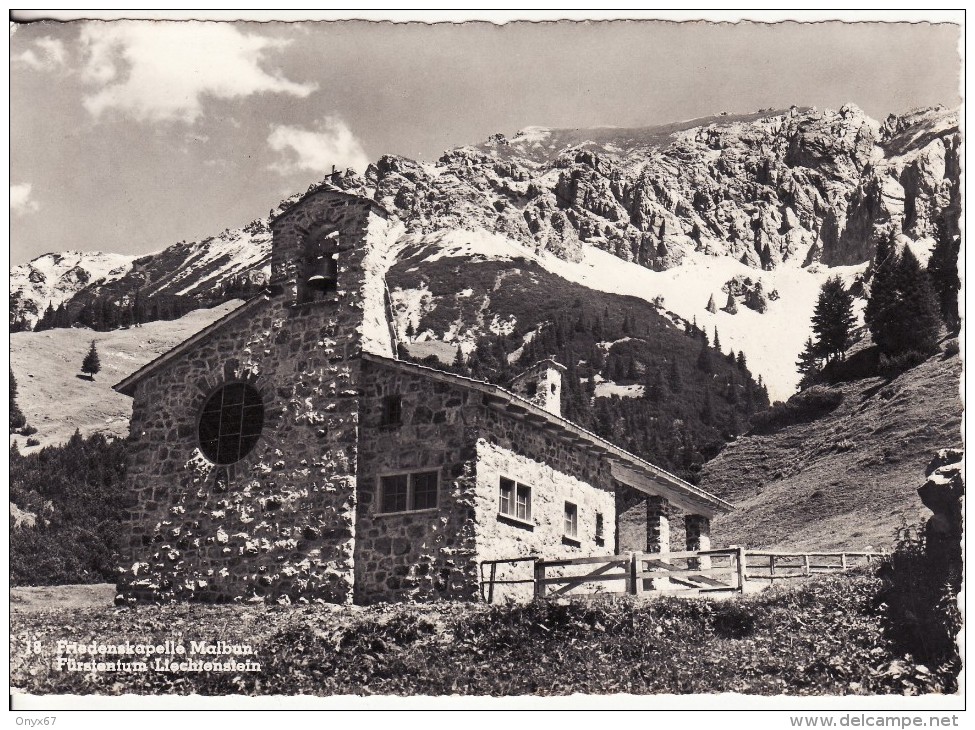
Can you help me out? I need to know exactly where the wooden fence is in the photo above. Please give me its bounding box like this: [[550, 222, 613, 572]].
[[479, 547, 884, 603]]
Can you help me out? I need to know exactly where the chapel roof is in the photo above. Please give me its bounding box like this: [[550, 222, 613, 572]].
[[362, 352, 733, 517]]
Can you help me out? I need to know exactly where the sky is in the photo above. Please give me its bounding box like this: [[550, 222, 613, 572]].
[[9, 14, 963, 266]]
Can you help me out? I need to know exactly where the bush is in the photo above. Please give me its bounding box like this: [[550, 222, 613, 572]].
[[18, 425, 38, 436], [10, 431, 128, 585], [876, 524, 961, 691], [749, 386, 844, 434], [877, 350, 928, 378], [943, 340, 959, 358]]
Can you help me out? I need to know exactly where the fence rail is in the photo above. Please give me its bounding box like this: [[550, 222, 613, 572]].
[[479, 547, 885, 603]]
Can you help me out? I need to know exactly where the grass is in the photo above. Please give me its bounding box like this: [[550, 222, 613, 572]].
[[10, 572, 958, 697], [704, 342, 962, 551]]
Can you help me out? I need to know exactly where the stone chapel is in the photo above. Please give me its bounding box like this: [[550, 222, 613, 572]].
[[113, 185, 732, 605]]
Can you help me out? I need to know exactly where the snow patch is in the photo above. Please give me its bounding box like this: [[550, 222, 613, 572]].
[[512, 126, 552, 145], [10, 251, 138, 326], [595, 381, 645, 399]]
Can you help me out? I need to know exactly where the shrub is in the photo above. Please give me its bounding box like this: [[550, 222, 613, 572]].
[[18, 425, 38, 436], [877, 350, 928, 378], [711, 602, 756, 639], [943, 340, 959, 358], [876, 524, 962, 691], [749, 386, 844, 434], [10, 431, 128, 585]]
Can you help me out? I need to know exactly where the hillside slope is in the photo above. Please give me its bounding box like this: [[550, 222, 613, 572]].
[[9, 302, 241, 451], [701, 340, 962, 551]]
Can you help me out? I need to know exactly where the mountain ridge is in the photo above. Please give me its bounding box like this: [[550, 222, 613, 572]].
[[9, 103, 960, 400]]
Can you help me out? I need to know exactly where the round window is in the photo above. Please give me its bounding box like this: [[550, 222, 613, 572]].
[[198, 382, 265, 465]]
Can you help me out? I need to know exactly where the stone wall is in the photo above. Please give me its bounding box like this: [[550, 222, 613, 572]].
[[117, 194, 388, 605], [474, 409, 617, 601], [354, 360, 481, 604]]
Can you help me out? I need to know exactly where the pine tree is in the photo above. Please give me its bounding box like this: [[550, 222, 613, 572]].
[[622, 313, 632, 335], [810, 276, 856, 362], [35, 302, 56, 331], [405, 321, 415, 340], [10, 368, 27, 432], [713, 328, 721, 353], [696, 339, 713, 373], [81, 341, 101, 380], [927, 218, 961, 334], [644, 367, 667, 403], [864, 237, 899, 348], [867, 246, 941, 356], [796, 337, 821, 389], [724, 291, 738, 314], [706, 294, 717, 314]]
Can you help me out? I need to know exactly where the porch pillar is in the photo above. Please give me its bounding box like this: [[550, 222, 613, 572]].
[[685, 514, 711, 570], [646, 496, 671, 590], [646, 496, 670, 553]]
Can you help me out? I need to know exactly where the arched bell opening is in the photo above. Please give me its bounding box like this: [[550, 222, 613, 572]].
[[306, 252, 339, 294], [298, 229, 349, 304]]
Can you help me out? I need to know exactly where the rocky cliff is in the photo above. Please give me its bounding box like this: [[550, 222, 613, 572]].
[[10, 104, 960, 398]]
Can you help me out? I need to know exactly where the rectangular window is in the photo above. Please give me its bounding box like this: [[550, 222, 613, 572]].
[[380, 473, 409, 513], [499, 477, 532, 523], [380, 394, 402, 428], [564, 502, 578, 539], [499, 477, 514, 516], [379, 471, 438, 513], [595, 512, 605, 546], [411, 471, 439, 511]]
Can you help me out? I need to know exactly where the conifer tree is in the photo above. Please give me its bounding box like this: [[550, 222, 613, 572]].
[[10, 368, 27, 432], [867, 246, 941, 356], [405, 321, 415, 340], [706, 294, 717, 314], [724, 291, 738, 314], [81, 340, 101, 380], [696, 339, 713, 373], [810, 276, 856, 362], [644, 367, 667, 403], [713, 328, 721, 353], [796, 337, 821, 388], [927, 218, 961, 334]]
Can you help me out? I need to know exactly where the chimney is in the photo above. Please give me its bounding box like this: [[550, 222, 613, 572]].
[[508, 359, 566, 417]]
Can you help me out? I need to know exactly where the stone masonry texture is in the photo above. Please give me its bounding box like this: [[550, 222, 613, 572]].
[[117, 194, 385, 605], [116, 187, 704, 606]]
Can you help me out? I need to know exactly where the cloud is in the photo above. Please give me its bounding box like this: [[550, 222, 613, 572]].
[[11, 183, 40, 215], [15, 36, 67, 71], [78, 21, 317, 123], [268, 117, 369, 175]]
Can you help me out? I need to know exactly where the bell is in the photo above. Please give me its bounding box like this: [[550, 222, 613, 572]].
[[306, 255, 338, 293]]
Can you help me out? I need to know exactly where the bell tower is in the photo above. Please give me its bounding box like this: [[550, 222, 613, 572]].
[[269, 185, 399, 358]]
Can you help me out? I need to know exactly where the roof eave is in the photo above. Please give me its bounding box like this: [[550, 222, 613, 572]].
[[361, 352, 733, 515], [113, 293, 271, 398]]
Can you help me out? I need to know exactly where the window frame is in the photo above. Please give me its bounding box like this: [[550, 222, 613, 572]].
[[376, 469, 441, 516], [498, 476, 533, 526], [196, 381, 265, 466], [564, 501, 579, 540]]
